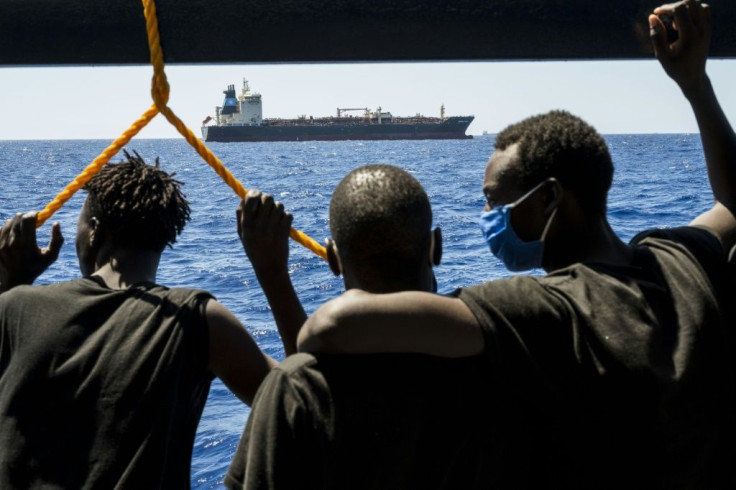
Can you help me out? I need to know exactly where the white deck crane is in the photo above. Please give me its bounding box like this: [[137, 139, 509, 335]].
[[337, 107, 370, 118]]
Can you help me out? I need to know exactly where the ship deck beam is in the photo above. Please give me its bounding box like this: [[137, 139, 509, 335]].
[[2, 0, 736, 66]]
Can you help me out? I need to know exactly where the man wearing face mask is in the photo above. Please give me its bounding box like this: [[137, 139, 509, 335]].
[[298, 1, 736, 488], [479, 176, 560, 272]]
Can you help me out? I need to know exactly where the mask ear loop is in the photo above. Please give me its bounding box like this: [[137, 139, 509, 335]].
[[540, 207, 558, 242], [430, 227, 442, 266], [508, 179, 548, 209]]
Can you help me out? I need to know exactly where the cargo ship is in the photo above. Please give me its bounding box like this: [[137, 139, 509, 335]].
[[201, 80, 474, 142]]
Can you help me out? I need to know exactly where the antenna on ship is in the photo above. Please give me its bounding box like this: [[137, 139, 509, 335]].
[[242, 78, 250, 94]]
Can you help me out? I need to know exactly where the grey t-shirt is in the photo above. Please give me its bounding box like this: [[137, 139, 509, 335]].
[[0, 277, 214, 489]]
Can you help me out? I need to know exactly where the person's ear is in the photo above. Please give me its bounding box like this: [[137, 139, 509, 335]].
[[325, 238, 342, 277], [88, 217, 101, 249], [430, 227, 442, 266], [543, 178, 564, 215]]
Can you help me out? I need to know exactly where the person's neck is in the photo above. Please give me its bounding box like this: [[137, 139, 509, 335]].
[[544, 215, 632, 272], [343, 267, 432, 294], [92, 248, 161, 289]]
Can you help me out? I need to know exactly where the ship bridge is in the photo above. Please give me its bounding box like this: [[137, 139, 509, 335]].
[[216, 80, 263, 126]]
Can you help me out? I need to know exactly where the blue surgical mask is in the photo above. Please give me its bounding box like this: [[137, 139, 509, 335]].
[[478, 181, 557, 271]]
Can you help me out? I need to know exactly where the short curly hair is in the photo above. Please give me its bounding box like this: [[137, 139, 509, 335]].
[[83, 150, 190, 251], [495, 110, 613, 214], [330, 164, 432, 274]]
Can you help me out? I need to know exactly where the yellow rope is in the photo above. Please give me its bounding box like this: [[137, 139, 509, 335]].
[[36, 105, 159, 226], [35, 0, 327, 261]]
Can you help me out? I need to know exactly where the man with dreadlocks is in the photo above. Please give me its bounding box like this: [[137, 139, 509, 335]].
[[0, 151, 278, 488]]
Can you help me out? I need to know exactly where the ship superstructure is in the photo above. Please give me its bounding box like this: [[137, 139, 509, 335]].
[[216, 80, 263, 126]]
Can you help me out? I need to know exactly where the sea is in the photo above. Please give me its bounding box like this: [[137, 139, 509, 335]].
[[0, 134, 712, 487]]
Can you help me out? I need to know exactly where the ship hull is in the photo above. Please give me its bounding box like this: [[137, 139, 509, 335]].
[[201, 116, 474, 142]]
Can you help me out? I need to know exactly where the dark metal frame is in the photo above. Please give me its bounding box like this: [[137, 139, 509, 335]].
[[2, 0, 735, 65]]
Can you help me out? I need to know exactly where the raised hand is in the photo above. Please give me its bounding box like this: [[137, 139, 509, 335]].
[[236, 190, 293, 277], [649, 0, 711, 95], [650, 1, 736, 253], [236, 191, 305, 356], [0, 212, 64, 292]]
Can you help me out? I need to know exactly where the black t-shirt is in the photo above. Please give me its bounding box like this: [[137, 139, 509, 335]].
[[225, 352, 500, 490], [457, 227, 734, 489], [0, 277, 214, 489]]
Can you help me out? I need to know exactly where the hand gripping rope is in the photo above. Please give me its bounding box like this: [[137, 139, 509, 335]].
[[34, 0, 327, 260]]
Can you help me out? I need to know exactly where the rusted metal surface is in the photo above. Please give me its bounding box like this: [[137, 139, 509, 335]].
[[1, 0, 735, 65]]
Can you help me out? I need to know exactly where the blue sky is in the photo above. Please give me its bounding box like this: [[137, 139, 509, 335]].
[[2, 59, 735, 139]]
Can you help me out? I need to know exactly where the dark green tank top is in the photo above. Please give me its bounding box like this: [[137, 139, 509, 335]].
[[0, 277, 214, 489]]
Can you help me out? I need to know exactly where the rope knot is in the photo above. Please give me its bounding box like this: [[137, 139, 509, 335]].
[[151, 74, 170, 108]]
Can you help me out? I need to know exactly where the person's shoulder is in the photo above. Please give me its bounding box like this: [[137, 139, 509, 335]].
[[276, 353, 389, 387], [278, 352, 319, 374], [155, 285, 216, 303], [256, 353, 326, 402], [256, 354, 322, 387], [459, 274, 541, 292], [631, 225, 725, 274], [0, 284, 33, 310], [0, 283, 37, 298], [457, 274, 551, 305], [0, 278, 89, 302], [453, 275, 570, 346], [631, 225, 723, 255], [0, 280, 100, 323]]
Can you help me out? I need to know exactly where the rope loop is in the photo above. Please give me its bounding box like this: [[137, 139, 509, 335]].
[[34, 0, 327, 261]]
